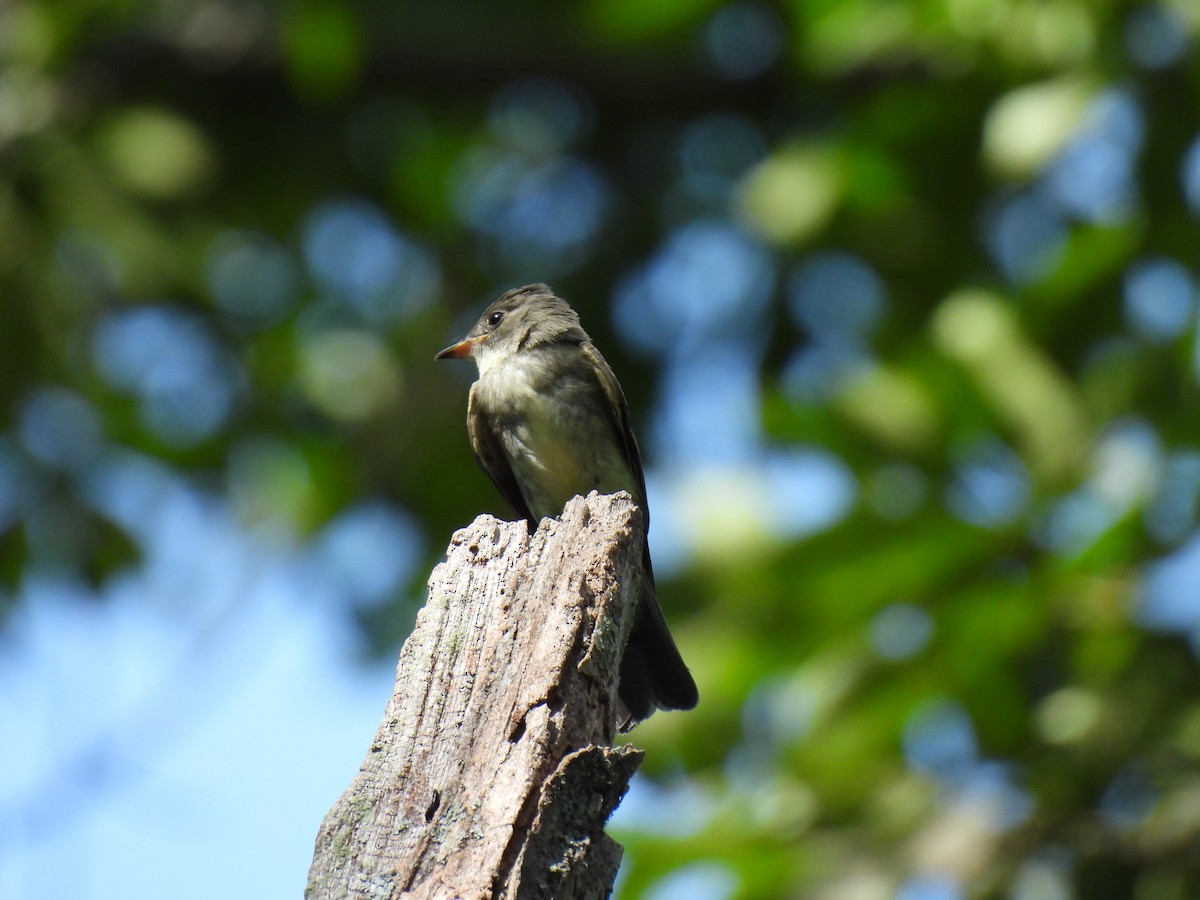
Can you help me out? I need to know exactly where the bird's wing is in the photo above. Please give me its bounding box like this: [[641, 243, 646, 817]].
[[467, 383, 535, 524], [581, 341, 698, 720], [579, 340, 649, 520]]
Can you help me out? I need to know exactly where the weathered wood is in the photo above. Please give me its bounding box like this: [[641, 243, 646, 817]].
[[306, 491, 647, 900]]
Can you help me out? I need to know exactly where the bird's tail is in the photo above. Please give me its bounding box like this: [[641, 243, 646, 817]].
[[616, 570, 698, 732]]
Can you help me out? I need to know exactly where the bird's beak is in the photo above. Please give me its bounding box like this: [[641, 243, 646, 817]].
[[435, 336, 478, 360]]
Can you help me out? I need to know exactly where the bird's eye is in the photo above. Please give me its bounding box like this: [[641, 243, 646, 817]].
[[487, 310, 505, 328]]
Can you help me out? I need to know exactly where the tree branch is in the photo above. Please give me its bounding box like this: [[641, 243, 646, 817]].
[[306, 491, 646, 900]]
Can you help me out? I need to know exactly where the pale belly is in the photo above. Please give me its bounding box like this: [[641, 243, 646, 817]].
[[500, 392, 633, 518], [476, 354, 635, 519]]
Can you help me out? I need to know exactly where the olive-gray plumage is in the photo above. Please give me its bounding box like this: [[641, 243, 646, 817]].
[[436, 284, 698, 728]]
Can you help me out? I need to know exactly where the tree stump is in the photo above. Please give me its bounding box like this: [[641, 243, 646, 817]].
[[306, 491, 647, 900]]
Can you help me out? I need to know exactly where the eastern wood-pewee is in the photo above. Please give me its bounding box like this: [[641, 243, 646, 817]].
[[436, 283, 698, 729]]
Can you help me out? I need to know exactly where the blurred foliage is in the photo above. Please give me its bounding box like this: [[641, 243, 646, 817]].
[[3, 0, 1200, 897]]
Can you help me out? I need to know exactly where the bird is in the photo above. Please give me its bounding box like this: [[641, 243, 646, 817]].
[[436, 283, 698, 730]]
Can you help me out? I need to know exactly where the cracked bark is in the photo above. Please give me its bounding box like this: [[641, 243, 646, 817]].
[[306, 491, 646, 900]]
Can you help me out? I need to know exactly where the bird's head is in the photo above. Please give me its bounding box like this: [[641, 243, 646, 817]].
[[435, 284, 588, 371]]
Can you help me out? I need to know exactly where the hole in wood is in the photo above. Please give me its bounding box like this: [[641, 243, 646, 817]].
[[508, 714, 527, 744], [424, 789, 441, 822]]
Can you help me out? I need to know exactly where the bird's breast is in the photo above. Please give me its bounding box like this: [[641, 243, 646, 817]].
[[475, 354, 633, 518]]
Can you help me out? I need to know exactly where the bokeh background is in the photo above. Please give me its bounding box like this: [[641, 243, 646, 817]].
[[2, 0, 1200, 897]]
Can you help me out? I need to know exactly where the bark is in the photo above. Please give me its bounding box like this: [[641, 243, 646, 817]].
[[306, 491, 646, 900]]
